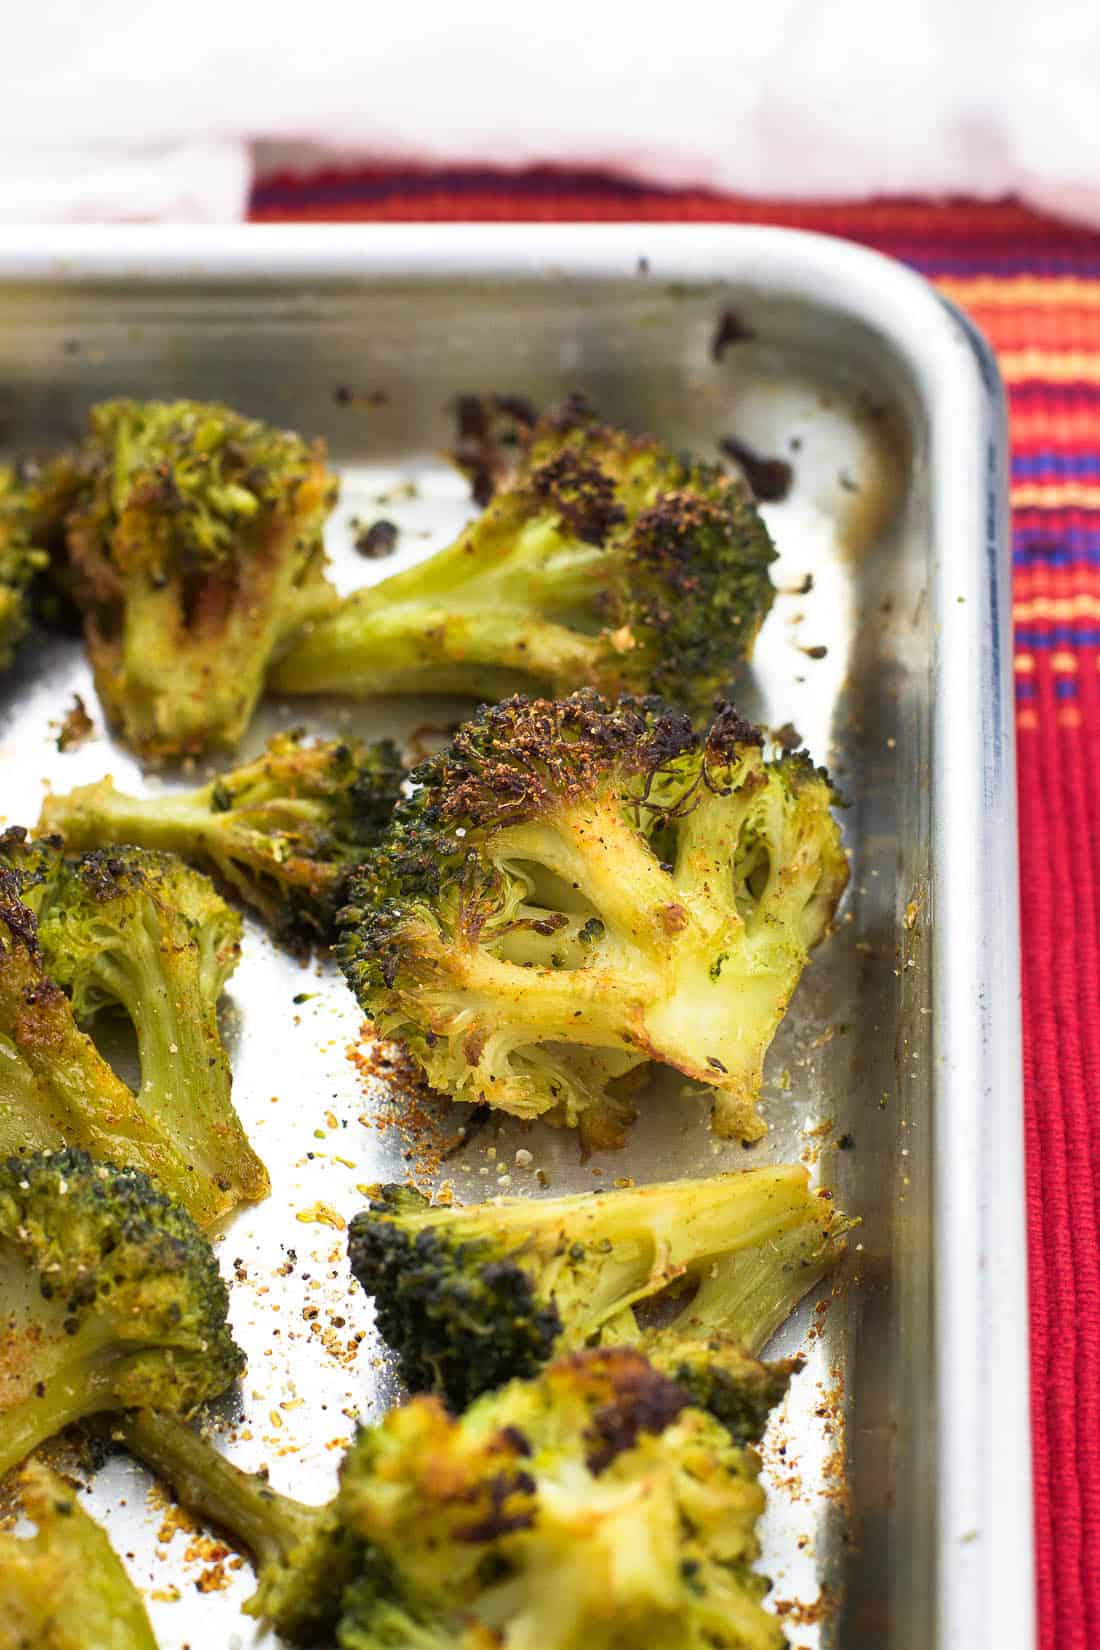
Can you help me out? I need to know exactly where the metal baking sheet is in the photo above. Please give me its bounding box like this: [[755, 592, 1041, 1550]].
[[0, 226, 1027, 1650]]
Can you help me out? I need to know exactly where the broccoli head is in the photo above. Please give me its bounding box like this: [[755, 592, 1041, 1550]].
[[58, 399, 338, 760], [0, 1149, 244, 1481], [0, 466, 50, 671], [348, 1166, 848, 1410], [0, 830, 267, 1224], [270, 400, 777, 717], [40, 729, 406, 950], [340, 692, 848, 1148], [117, 1343, 791, 1649], [0, 1459, 157, 1650], [336, 1344, 788, 1649]]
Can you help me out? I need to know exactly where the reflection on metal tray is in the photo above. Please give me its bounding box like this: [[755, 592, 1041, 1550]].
[[0, 226, 1027, 1650]]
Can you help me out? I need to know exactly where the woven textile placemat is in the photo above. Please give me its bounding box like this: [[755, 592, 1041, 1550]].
[[252, 168, 1100, 1650]]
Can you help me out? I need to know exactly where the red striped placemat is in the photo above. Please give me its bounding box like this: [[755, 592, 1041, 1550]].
[[252, 167, 1100, 1650]]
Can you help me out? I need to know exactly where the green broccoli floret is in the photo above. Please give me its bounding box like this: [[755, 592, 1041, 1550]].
[[39, 729, 406, 950], [116, 1341, 792, 1649], [0, 466, 50, 671], [0, 862, 226, 1224], [0, 1149, 244, 1481], [270, 401, 776, 717], [340, 692, 848, 1149], [0, 831, 268, 1224], [0, 1459, 157, 1650], [336, 1344, 789, 1649], [347, 1166, 848, 1410], [58, 399, 338, 761]]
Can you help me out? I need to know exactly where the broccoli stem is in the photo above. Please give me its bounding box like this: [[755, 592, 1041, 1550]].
[[42, 783, 340, 923], [492, 812, 677, 953], [320, 509, 608, 612], [644, 1209, 846, 1357], [42, 785, 233, 863], [117, 1410, 318, 1575], [0, 1411, 71, 1487], [540, 1164, 841, 1346], [0, 957, 202, 1209], [105, 582, 259, 757], [641, 778, 839, 1109], [421, 947, 642, 1050], [271, 506, 617, 699], [78, 931, 267, 1205], [0, 1376, 98, 1481], [273, 592, 601, 700], [0, 1330, 148, 1480], [353, 1165, 848, 1409]]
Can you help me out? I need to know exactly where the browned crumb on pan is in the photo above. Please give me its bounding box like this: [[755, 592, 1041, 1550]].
[[194, 1560, 231, 1593], [185, 1530, 229, 1564], [773, 1585, 839, 1627], [333, 385, 389, 409], [717, 435, 793, 502], [150, 1486, 201, 1548], [351, 518, 399, 559], [295, 1202, 346, 1231], [776, 572, 814, 596], [55, 693, 94, 752], [771, 721, 803, 751], [147, 1482, 239, 1594], [346, 1023, 470, 1188], [299, 1290, 368, 1370], [710, 309, 755, 361], [814, 1372, 850, 1512], [451, 392, 538, 505]]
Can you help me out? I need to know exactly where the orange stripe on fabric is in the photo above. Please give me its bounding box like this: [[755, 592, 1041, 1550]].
[[1012, 484, 1100, 508], [1001, 352, 1100, 385], [937, 277, 1100, 309], [1015, 595, 1100, 619], [963, 310, 1100, 351]]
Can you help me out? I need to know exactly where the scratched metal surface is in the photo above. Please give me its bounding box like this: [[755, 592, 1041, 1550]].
[[0, 228, 1025, 1650]]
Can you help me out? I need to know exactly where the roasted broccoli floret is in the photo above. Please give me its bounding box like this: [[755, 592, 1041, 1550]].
[[57, 399, 338, 760], [0, 862, 218, 1220], [113, 1408, 355, 1646], [0, 1460, 157, 1650], [340, 692, 848, 1148], [40, 729, 406, 950], [271, 401, 776, 717], [0, 831, 267, 1224], [0, 1149, 244, 1480], [117, 1342, 791, 1649], [0, 466, 50, 671], [336, 1344, 788, 1649], [348, 1166, 848, 1410]]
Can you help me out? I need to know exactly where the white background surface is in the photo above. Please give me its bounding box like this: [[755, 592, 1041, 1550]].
[[1, 0, 1097, 222]]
